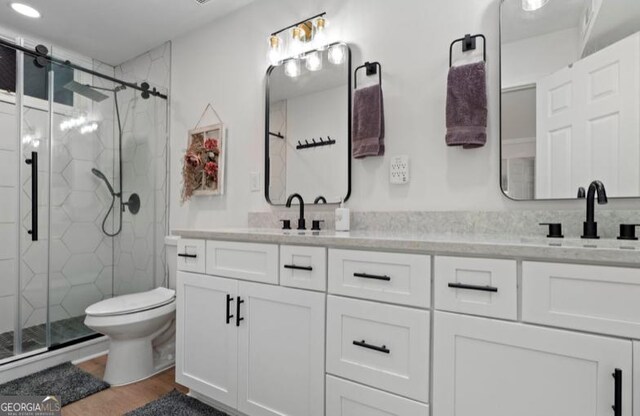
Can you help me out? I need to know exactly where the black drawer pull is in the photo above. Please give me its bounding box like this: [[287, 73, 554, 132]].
[[178, 253, 198, 258], [448, 283, 498, 293], [236, 296, 244, 327], [354, 272, 391, 281], [284, 264, 313, 271], [353, 340, 390, 354], [226, 294, 234, 324], [612, 368, 622, 416]]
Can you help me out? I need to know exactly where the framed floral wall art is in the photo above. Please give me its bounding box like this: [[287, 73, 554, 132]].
[[182, 123, 226, 202]]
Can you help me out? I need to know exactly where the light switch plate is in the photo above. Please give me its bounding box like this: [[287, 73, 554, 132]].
[[250, 171, 261, 192], [390, 155, 409, 184]]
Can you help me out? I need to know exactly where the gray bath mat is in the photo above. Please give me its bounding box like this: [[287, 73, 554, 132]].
[[0, 362, 109, 406], [127, 390, 229, 416]]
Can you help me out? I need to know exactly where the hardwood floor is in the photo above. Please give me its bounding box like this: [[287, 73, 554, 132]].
[[63, 355, 188, 416]]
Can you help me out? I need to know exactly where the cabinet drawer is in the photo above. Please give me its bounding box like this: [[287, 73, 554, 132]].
[[328, 249, 430, 308], [523, 262, 640, 338], [434, 256, 517, 320], [280, 245, 326, 292], [177, 239, 206, 274], [326, 376, 429, 416], [206, 240, 278, 284], [326, 296, 430, 402]]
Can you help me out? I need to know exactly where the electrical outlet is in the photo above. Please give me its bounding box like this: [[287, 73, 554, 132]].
[[250, 171, 261, 192], [390, 155, 409, 184]]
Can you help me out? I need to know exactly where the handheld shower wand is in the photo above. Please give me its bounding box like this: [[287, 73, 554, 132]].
[[91, 168, 118, 197]]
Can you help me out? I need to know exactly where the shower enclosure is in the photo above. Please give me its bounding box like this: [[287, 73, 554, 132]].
[[0, 36, 169, 363]]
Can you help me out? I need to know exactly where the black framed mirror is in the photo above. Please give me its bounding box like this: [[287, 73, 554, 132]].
[[500, 0, 640, 200], [265, 42, 351, 205]]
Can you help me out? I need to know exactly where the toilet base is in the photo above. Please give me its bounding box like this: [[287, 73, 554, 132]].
[[103, 320, 173, 386]]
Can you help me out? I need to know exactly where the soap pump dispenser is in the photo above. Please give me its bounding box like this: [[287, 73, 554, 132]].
[[335, 198, 350, 232]]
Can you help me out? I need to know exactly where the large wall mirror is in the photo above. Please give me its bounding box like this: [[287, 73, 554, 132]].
[[500, 0, 640, 200], [265, 42, 351, 205]]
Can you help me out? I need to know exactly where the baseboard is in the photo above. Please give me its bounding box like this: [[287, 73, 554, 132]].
[[0, 336, 109, 383]]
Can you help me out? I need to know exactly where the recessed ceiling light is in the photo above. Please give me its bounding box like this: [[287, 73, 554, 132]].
[[10, 3, 41, 18], [522, 0, 550, 12]]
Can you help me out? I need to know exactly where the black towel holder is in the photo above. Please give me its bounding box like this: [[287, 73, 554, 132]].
[[449, 34, 486, 67], [354, 61, 382, 89]]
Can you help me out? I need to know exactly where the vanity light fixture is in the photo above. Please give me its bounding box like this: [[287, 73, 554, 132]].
[[328, 43, 346, 65], [267, 35, 282, 66], [522, 0, 550, 11], [289, 27, 304, 58], [284, 59, 301, 78], [314, 17, 328, 50], [10, 2, 40, 18], [305, 50, 323, 72], [268, 12, 328, 66]]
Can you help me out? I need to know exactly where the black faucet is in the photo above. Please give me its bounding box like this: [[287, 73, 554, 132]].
[[286, 193, 306, 230], [581, 180, 607, 239], [314, 196, 327, 204]]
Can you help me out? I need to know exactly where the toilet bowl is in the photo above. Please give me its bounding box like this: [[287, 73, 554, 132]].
[[84, 235, 180, 386], [85, 287, 176, 385]]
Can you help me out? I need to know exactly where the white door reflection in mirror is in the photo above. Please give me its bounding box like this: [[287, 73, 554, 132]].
[[500, 0, 640, 200]]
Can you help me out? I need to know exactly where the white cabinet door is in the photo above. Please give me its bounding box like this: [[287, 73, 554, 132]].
[[237, 282, 325, 416], [176, 272, 239, 408], [433, 311, 632, 416]]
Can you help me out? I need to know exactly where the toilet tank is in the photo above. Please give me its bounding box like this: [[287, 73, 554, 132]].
[[164, 235, 180, 290]]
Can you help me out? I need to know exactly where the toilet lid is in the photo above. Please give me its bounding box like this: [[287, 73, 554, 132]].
[[85, 287, 175, 316]]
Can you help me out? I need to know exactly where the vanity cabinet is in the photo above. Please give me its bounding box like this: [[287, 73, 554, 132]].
[[176, 242, 325, 416], [433, 311, 632, 416]]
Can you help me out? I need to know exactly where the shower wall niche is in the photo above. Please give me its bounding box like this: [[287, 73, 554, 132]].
[[0, 35, 170, 362]]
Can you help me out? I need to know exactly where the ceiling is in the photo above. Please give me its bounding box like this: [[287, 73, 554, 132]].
[[0, 0, 253, 65], [501, 0, 588, 43]]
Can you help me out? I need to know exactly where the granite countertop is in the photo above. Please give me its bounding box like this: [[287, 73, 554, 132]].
[[172, 228, 640, 266]]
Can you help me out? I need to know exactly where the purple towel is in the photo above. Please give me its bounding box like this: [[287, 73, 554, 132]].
[[352, 84, 385, 158], [445, 61, 487, 149]]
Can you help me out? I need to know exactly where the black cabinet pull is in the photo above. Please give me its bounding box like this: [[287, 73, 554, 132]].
[[226, 294, 234, 324], [354, 272, 391, 281], [25, 152, 38, 241], [448, 283, 498, 293], [178, 253, 198, 258], [284, 264, 313, 271], [236, 296, 244, 327], [612, 368, 622, 416], [353, 340, 390, 354]]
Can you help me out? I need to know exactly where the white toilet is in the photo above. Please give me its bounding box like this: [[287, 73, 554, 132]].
[[84, 236, 180, 386]]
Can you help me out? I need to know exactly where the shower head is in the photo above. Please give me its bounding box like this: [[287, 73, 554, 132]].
[[91, 168, 116, 196], [64, 81, 110, 102]]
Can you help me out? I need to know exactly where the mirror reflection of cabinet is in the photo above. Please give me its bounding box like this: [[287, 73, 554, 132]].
[[265, 43, 351, 205], [500, 0, 640, 200]]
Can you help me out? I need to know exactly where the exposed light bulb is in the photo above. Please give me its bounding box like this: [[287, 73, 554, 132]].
[[328, 44, 346, 65], [305, 51, 323, 72], [290, 27, 304, 58], [522, 0, 550, 11], [314, 17, 328, 50], [284, 59, 301, 78], [267, 35, 282, 66]]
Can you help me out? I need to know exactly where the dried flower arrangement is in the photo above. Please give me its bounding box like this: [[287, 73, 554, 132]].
[[182, 123, 225, 202]]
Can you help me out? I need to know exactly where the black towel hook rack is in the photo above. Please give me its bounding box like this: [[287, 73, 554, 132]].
[[449, 34, 486, 67], [354, 61, 382, 89]]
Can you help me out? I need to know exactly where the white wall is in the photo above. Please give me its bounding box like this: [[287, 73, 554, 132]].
[[170, 0, 639, 231], [502, 28, 580, 89]]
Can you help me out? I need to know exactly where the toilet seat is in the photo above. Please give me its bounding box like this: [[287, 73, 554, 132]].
[[86, 287, 175, 317]]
